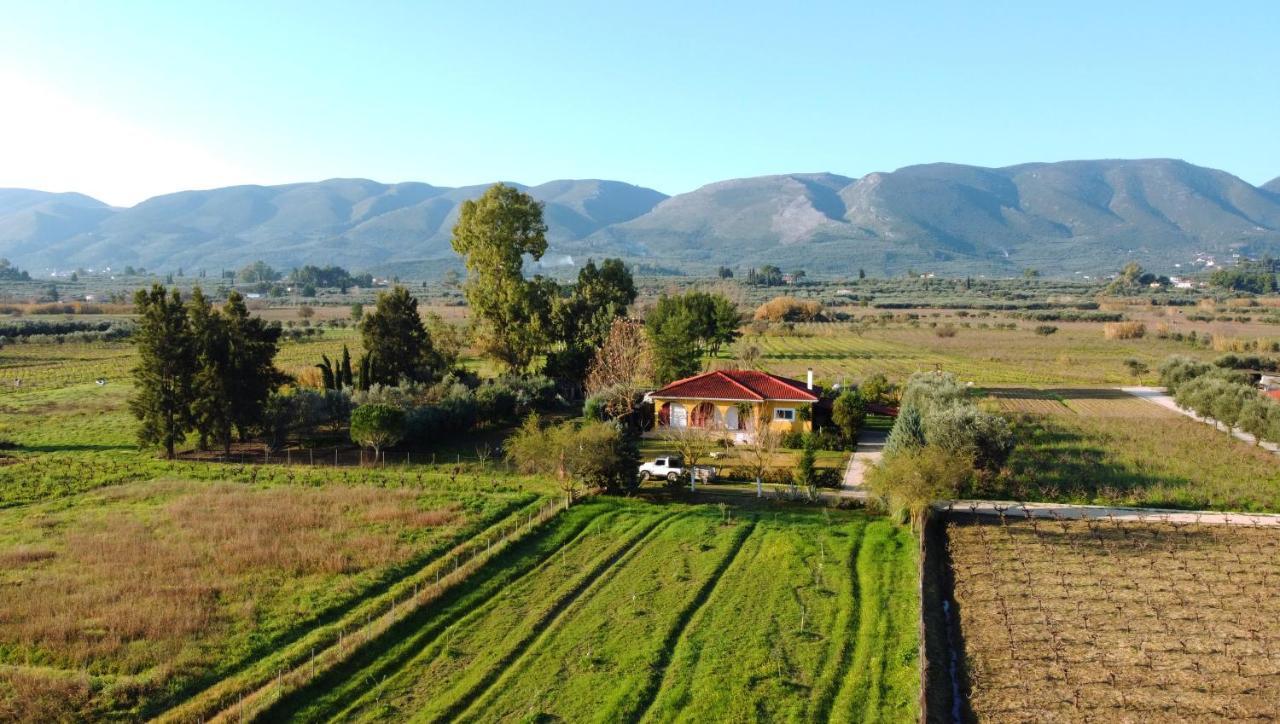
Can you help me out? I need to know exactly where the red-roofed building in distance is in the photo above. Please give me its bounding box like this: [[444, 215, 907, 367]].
[[649, 368, 820, 443]]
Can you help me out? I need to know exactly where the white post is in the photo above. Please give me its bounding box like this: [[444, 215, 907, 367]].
[[757, 475, 763, 498], [690, 467, 696, 493]]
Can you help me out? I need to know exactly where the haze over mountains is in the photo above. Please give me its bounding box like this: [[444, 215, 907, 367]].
[[3, 159, 1280, 277]]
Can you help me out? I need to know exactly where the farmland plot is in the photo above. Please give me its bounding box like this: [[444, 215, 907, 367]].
[[0, 480, 539, 721], [946, 516, 1280, 721], [274, 502, 919, 723]]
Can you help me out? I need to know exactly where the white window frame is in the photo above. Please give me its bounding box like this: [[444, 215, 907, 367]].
[[773, 407, 796, 422]]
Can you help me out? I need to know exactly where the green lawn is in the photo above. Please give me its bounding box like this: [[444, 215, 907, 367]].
[[264, 500, 919, 723]]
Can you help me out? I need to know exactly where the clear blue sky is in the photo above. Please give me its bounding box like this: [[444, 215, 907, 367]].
[[1, 0, 1276, 205]]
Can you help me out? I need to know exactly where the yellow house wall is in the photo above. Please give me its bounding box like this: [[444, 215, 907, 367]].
[[654, 398, 811, 434]]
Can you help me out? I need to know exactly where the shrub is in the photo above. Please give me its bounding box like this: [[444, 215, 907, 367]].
[[921, 405, 1013, 472], [1033, 325, 1058, 336], [753, 296, 824, 323], [865, 445, 971, 530], [1103, 321, 1146, 339], [933, 323, 958, 338], [349, 404, 406, 457], [506, 415, 639, 501]]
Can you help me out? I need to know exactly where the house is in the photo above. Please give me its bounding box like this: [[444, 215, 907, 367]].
[[650, 369, 819, 443]]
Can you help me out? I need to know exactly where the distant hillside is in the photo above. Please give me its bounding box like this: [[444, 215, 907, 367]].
[[588, 160, 1280, 275], [0, 180, 666, 273], [3, 160, 1280, 277]]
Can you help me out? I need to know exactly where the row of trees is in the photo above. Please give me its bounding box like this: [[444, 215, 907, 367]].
[[131, 287, 285, 458], [1160, 355, 1280, 445]]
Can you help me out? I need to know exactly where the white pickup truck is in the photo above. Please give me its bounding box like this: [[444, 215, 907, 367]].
[[637, 456, 717, 483]]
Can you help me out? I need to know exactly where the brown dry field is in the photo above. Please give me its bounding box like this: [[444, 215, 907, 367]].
[[947, 516, 1280, 722]]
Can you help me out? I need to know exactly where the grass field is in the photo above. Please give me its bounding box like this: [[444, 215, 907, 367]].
[[984, 388, 1280, 512], [0, 480, 542, 720], [260, 500, 919, 723], [945, 516, 1280, 721]]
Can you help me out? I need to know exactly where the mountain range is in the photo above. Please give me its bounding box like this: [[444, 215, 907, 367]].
[[3, 159, 1280, 277]]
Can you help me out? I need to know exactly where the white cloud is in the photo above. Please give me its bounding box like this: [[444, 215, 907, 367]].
[[0, 71, 251, 206]]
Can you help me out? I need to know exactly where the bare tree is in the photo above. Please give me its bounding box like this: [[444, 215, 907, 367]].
[[586, 318, 654, 419], [661, 424, 718, 492], [741, 423, 779, 497]]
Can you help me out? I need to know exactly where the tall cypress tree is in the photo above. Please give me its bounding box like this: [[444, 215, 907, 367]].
[[130, 285, 195, 459], [360, 286, 440, 386], [187, 287, 235, 452], [223, 291, 286, 441]]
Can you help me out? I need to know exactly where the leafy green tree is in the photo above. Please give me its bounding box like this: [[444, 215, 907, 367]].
[[645, 291, 741, 383], [1123, 358, 1150, 383], [832, 389, 866, 446], [546, 258, 637, 387], [349, 404, 406, 459], [866, 445, 971, 531], [506, 415, 638, 504], [1237, 397, 1276, 445], [647, 298, 701, 384], [451, 183, 552, 371], [238, 260, 279, 283], [359, 286, 443, 386], [793, 434, 819, 497], [350, 302, 364, 322], [130, 286, 195, 459], [187, 287, 235, 453], [222, 291, 287, 440]]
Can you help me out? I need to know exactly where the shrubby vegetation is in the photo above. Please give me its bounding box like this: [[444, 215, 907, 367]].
[[505, 414, 640, 503], [1161, 354, 1280, 445], [871, 372, 1013, 526]]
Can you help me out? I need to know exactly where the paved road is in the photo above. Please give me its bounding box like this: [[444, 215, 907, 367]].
[[840, 429, 886, 501], [939, 499, 1280, 526], [1123, 386, 1280, 453]]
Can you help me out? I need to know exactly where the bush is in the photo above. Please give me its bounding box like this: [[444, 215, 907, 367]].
[[753, 296, 824, 323], [865, 445, 971, 530], [349, 404, 406, 457], [506, 415, 639, 501], [1033, 325, 1058, 336], [933, 323, 958, 338], [921, 405, 1013, 472], [1104, 321, 1146, 340]]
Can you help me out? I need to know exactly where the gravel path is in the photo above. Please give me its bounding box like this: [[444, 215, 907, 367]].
[[1122, 386, 1280, 453], [938, 499, 1280, 526], [840, 429, 886, 500]]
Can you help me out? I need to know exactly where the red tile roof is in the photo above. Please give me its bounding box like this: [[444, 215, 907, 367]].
[[653, 370, 819, 402]]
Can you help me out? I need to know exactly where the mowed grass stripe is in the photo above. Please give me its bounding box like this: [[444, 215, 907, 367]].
[[459, 510, 755, 723], [611, 517, 757, 723], [260, 500, 637, 722], [832, 521, 918, 723], [417, 508, 684, 724], [639, 512, 879, 723]]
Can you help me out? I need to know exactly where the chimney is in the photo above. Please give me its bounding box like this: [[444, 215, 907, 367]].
[[806, 368, 814, 391]]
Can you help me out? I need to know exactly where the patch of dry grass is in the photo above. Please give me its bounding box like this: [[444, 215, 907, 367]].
[[0, 480, 491, 720]]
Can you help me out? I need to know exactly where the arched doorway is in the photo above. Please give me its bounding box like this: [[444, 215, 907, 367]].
[[690, 402, 716, 428]]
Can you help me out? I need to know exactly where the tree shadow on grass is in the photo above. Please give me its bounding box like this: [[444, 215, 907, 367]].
[[983, 416, 1193, 505], [16, 443, 135, 452]]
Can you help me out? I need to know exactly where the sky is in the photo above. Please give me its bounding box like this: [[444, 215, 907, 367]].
[[0, 1, 1277, 206]]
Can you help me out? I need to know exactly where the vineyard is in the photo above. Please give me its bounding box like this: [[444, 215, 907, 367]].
[[945, 515, 1280, 721], [735, 319, 1217, 386], [0, 330, 359, 395], [260, 502, 919, 723]]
